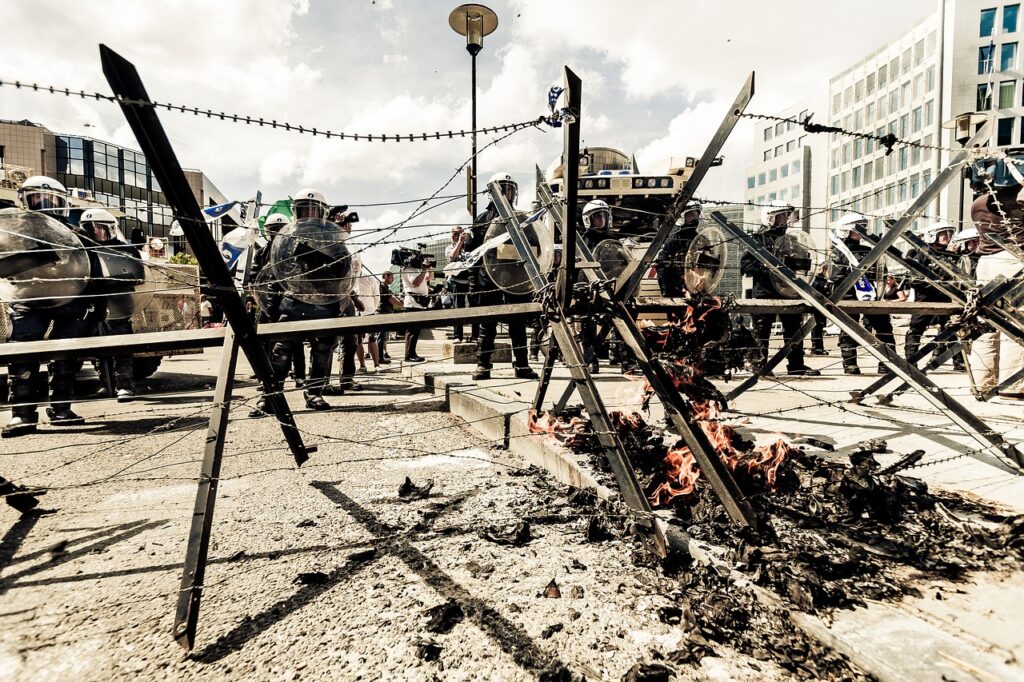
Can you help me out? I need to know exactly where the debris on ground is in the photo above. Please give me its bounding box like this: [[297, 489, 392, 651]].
[[541, 579, 561, 599], [424, 600, 464, 634], [479, 520, 531, 546], [398, 476, 434, 501], [414, 639, 442, 661], [294, 571, 330, 586]]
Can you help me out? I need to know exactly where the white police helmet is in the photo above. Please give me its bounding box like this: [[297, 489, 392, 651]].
[[18, 175, 69, 218], [582, 199, 612, 231], [832, 212, 867, 240], [291, 188, 328, 221]]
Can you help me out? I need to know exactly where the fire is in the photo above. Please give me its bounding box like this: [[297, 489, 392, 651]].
[[647, 400, 793, 507]]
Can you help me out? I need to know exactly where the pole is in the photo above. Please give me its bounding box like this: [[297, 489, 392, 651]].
[[470, 51, 478, 221]]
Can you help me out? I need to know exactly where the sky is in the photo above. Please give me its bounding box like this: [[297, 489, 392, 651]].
[[0, 0, 935, 274]]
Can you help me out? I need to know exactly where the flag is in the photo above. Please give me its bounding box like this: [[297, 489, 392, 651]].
[[204, 201, 239, 221], [220, 224, 256, 271]]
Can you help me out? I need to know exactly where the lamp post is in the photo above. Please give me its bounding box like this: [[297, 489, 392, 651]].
[[942, 111, 988, 231], [449, 4, 498, 221]]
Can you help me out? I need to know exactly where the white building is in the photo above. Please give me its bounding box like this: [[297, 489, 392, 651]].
[[827, 0, 1024, 233]]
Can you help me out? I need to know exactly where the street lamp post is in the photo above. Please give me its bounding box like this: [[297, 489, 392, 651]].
[[449, 4, 498, 221], [942, 111, 988, 230]]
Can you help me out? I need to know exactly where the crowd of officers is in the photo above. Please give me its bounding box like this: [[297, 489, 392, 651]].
[[5, 160, 1024, 436]]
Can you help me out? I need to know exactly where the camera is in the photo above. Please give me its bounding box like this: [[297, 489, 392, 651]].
[[391, 244, 435, 269], [328, 205, 360, 224]]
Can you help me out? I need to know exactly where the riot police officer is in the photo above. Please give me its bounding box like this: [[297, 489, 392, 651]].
[[828, 212, 896, 374], [581, 199, 613, 250], [80, 208, 141, 402], [251, 189, 342, 414], [3, 176, 97, 437], [739, 200, 820, 376], [952, 227, 981, 279], [468, 172, 538, 381], [904, 221, 963, 370], [657, 200, 703, 298]]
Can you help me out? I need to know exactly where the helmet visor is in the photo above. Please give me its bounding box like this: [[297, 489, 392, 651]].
[[497, 180, 518, 205], [84, 221, 114, 242], [587, 209, 611, 231], [22, 190, 69, 216], [293, 200, 326, 221]]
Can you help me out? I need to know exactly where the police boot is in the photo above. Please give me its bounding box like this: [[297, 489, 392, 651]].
[[116, 388, 135, 403], [248, 397, 269, 419], [303, 390, 331, 411], [515, 366, 539, 380], [2, 415, 38, 438], [46, 407, 84, 426], [472, 365, 491, 381]]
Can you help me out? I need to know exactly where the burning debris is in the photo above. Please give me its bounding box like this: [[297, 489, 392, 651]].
[[525, 295, 1024, 678]]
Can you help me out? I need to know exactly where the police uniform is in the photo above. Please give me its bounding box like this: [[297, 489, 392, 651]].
[[904, 245, 963, 370], [829, 237, 896, 373]]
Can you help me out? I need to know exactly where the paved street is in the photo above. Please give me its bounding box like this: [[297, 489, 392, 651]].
[[0, 346, 792, 681]]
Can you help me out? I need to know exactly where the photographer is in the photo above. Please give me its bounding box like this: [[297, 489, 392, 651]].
[[376, 271, 401, 364], [445, 226, 475, 342], [400, 249, 433, 363]]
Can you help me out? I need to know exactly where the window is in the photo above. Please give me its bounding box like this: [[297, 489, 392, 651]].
[[898, 180, 908, 202], [844, 86, 853, 107], [786, 140, 796, 153], [902, 48, 912, 74], [890, 90, 899, 112], [775, 144, 783, 157], [844, 114, 853, 130], [874, 192, 884, 211], [926, 65, 936, 92], [769, 168, 778, 182], [1001, 79, 1017, 108], [866, 73, 876, 94], [1005, 4, 1020, 32], [763, 127, 773, 141], [841, 171, 850, 192], [978, 83, 994, 110], [890, 57, 900, 78], [779, 188, 788, 201], [831, 175, 840, 195], [768, 192, 777, 201], [914, 40, 925, 66], [798, 135, 807, 147], [888, 120, 897, 137], [763, 150, 771, 162], [925, 100, 934, 126], [910, 173, 921, 199], [853, 165, 862, 187], [866, 137, 874, 154], [842, 143, 851, 164], [980, 44, 995, 74], [781, 164, 790, 178], [923, 170, 932, 191], [831, 148, 840, 168], [792, 159, 801, 174], [757, 172, 766, 185], [901, 82, 911, 107], [886, 184, 896, 205], [900, 113, 910, 138], [913, 73, 923, 100], [775, 122, 784, 135], [923, 134, 933, 161], [878, 64, 888, 87], [832, 92, 842, 114], [912, 106, 923, 132], [998, 116, 1015, 145], [981, 7, 997, 37], [792, 184, 800, 199], [799, 110, 808, 121], [854, 139, 863, 159], [56, 135, 85, 176], [864, 161, 874, 184], [911, 146, 921, 166], [875, 157, 884, 179], [899, 146, 909, 171], [877, 96, 886, 118], [927, 29, 938, 56], [866, 102, 875, 125], [1002, 42, 1018, 70], [854, 109, 863, 129], [747, 176, 756, 189]]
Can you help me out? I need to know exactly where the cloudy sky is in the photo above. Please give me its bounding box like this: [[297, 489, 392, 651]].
[[1, 0, 934, 273]]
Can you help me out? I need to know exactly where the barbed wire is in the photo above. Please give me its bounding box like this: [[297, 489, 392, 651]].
[[0, 78, 547, 142]]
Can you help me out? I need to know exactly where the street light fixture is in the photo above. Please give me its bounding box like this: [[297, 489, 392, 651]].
[[449, 3, 498, 220]]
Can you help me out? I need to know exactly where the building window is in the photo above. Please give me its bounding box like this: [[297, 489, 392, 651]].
[[1002, 42, 1018, 70], [899, 147, 909, 171], [853, 165, 862, 187], [774, 145, 783, 157], [831, 175, 840, 195], [757, 195, 765, 204], [981, 7, 997, 37], [874, 192, 884, 211], [1006, 4, 1020, 32], [980, 44, 995, 74], [1001, 80, 1017, 108], [878, 64, 888, 87], [875, 157, 884, 180], [56, 136, 85, 176], [886, 184, 896, 205], [831, 148, 840, 168], [798, 134, 807, 147], [775, 122, 784, 135], [842, 143, 851, 164], [844, 86, 853, 108], [923, 135, 933, 161], [914, 39, 925, 66], [792, 159, 802, 174], [925, 100, 934, 126], [877, 96, 886, 118], [901, 82, 911, 108], [786, 139, 796, 153], [890, 57, 900, 79], [768, 192, 777, 201], [763, 150, 771, 162], [900, 113, 910, 138], [911, 146, 921, 166], [902, 48, 912, 74], [923, 170, 932, 190], [978, 83, 994, 110], [854, 109, 864, 129], [998, 116, 1015, 145], [913, 73, 924, 100], [866, 73, 876, 95], [889, 90, 899, 112], [910, 174, 921, 199], [866, 102, 875, 125], [747, 176, 756, 189], [926, 65, 936, 92], [864, 161, 874, 184], [781, 164, 790, 178], [779, 188, 788, 200], [841, 171, 850, 192], [854, 139, 863, 159], [912, 106, 923, 132], [757, 172, 766, 185], [769, 168, 778, 182], [866, 137, 874, 154], [927, 29, 938, 56], [898, 180, 908, 202], [763, 127, 773, 141], [832, 92, 842, 114]]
